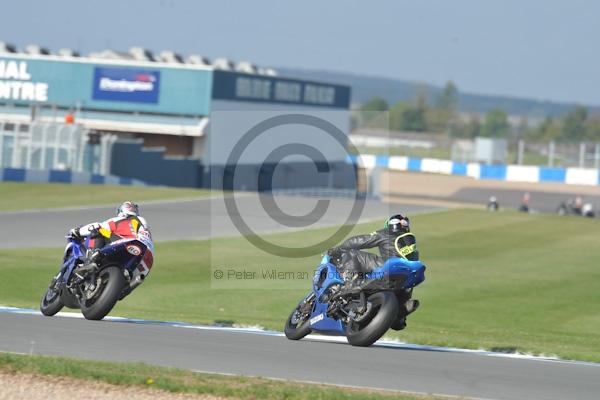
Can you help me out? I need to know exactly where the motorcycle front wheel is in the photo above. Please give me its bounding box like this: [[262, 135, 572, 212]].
[[345, 291, 399, 347], [284, 293, 315, 340], [40, 278, 64, 316], [80, 266, 126, 321]]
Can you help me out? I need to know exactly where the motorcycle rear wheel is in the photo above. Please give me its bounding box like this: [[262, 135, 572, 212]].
[[345, 291, 399, 347], [80, 266, 126, 321]]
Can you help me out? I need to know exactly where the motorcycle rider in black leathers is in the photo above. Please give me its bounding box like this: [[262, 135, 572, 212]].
[[328, 214, 420, 331]]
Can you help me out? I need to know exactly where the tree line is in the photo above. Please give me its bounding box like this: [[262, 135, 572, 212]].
[[357, 82, 599, 142]]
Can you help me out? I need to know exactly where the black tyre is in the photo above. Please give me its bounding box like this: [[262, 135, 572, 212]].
[[40, 279, 63, 316], [345, 291, 399, 347], [80, 266, 126, 321], [284, 293, 314, 340]]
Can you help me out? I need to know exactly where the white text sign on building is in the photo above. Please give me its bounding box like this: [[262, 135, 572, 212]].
[[0, 60, 48, 102]]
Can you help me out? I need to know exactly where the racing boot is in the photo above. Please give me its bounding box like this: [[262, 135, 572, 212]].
[[390, 299, 420, 331]]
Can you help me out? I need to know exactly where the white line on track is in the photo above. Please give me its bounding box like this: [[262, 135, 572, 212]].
[[2, 306, 598, 368]]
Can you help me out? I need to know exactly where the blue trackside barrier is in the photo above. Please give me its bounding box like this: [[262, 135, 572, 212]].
[[407, 158, 422, 172], [451, 162, 468, 176], [539, 167, 567, 183], [479, 165, 507, 180], [3, 168, 26, 182], [90, 174, 106, 184], [0, 168, 147, 186], [349, 154, 600, 186], [49, 170, 71, 183]]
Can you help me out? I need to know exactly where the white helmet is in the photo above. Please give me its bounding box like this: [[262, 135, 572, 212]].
[[117, 201, 140, 218]]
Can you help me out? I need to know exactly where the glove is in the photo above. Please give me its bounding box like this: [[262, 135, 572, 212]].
[[87, 224, 101, 237], [68, 228, 82, 241]]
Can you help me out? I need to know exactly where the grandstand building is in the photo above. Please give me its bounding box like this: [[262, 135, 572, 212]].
[[0, 42, 353, 189]]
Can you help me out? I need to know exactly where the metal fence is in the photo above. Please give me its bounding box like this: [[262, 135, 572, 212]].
[[510, 140, 600, 168], [350, 128, 600, 168], [0, 121, 115, 174]]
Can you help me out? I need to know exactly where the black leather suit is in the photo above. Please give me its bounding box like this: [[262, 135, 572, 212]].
[[330, 228, 419, 278]]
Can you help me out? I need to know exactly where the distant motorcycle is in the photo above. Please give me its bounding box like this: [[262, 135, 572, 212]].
[[557, 200, 595, 218], [487, 196, 499, 212], [284, 254, 425, 347], [40, 230, 153, 320]]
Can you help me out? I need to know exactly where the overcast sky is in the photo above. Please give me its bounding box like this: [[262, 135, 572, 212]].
[[1, 0, 597, 104]]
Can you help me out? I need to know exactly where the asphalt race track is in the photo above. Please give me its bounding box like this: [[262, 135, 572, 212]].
[[0, 193, 437, 249], [0, 311, 598, 400], [386, 187, 600, 214], [445, 187, 600, 214], [1, 193, 597, 399]]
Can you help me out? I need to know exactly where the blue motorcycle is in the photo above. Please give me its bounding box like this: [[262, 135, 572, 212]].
[[40, 232, 153, 320], [284, 254, 425, 346]]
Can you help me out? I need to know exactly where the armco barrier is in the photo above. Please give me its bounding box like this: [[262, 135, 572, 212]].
[[348, 155, 600, 186], [0, 168, 146, 186]]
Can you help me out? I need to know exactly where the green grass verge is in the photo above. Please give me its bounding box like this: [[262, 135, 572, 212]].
[[0, 182, 212, 212], [1, 210, 599, 362], [0, 352, 437, 400]]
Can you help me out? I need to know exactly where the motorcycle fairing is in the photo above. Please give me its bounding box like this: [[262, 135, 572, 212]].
[[307, 255, 426, 334]]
